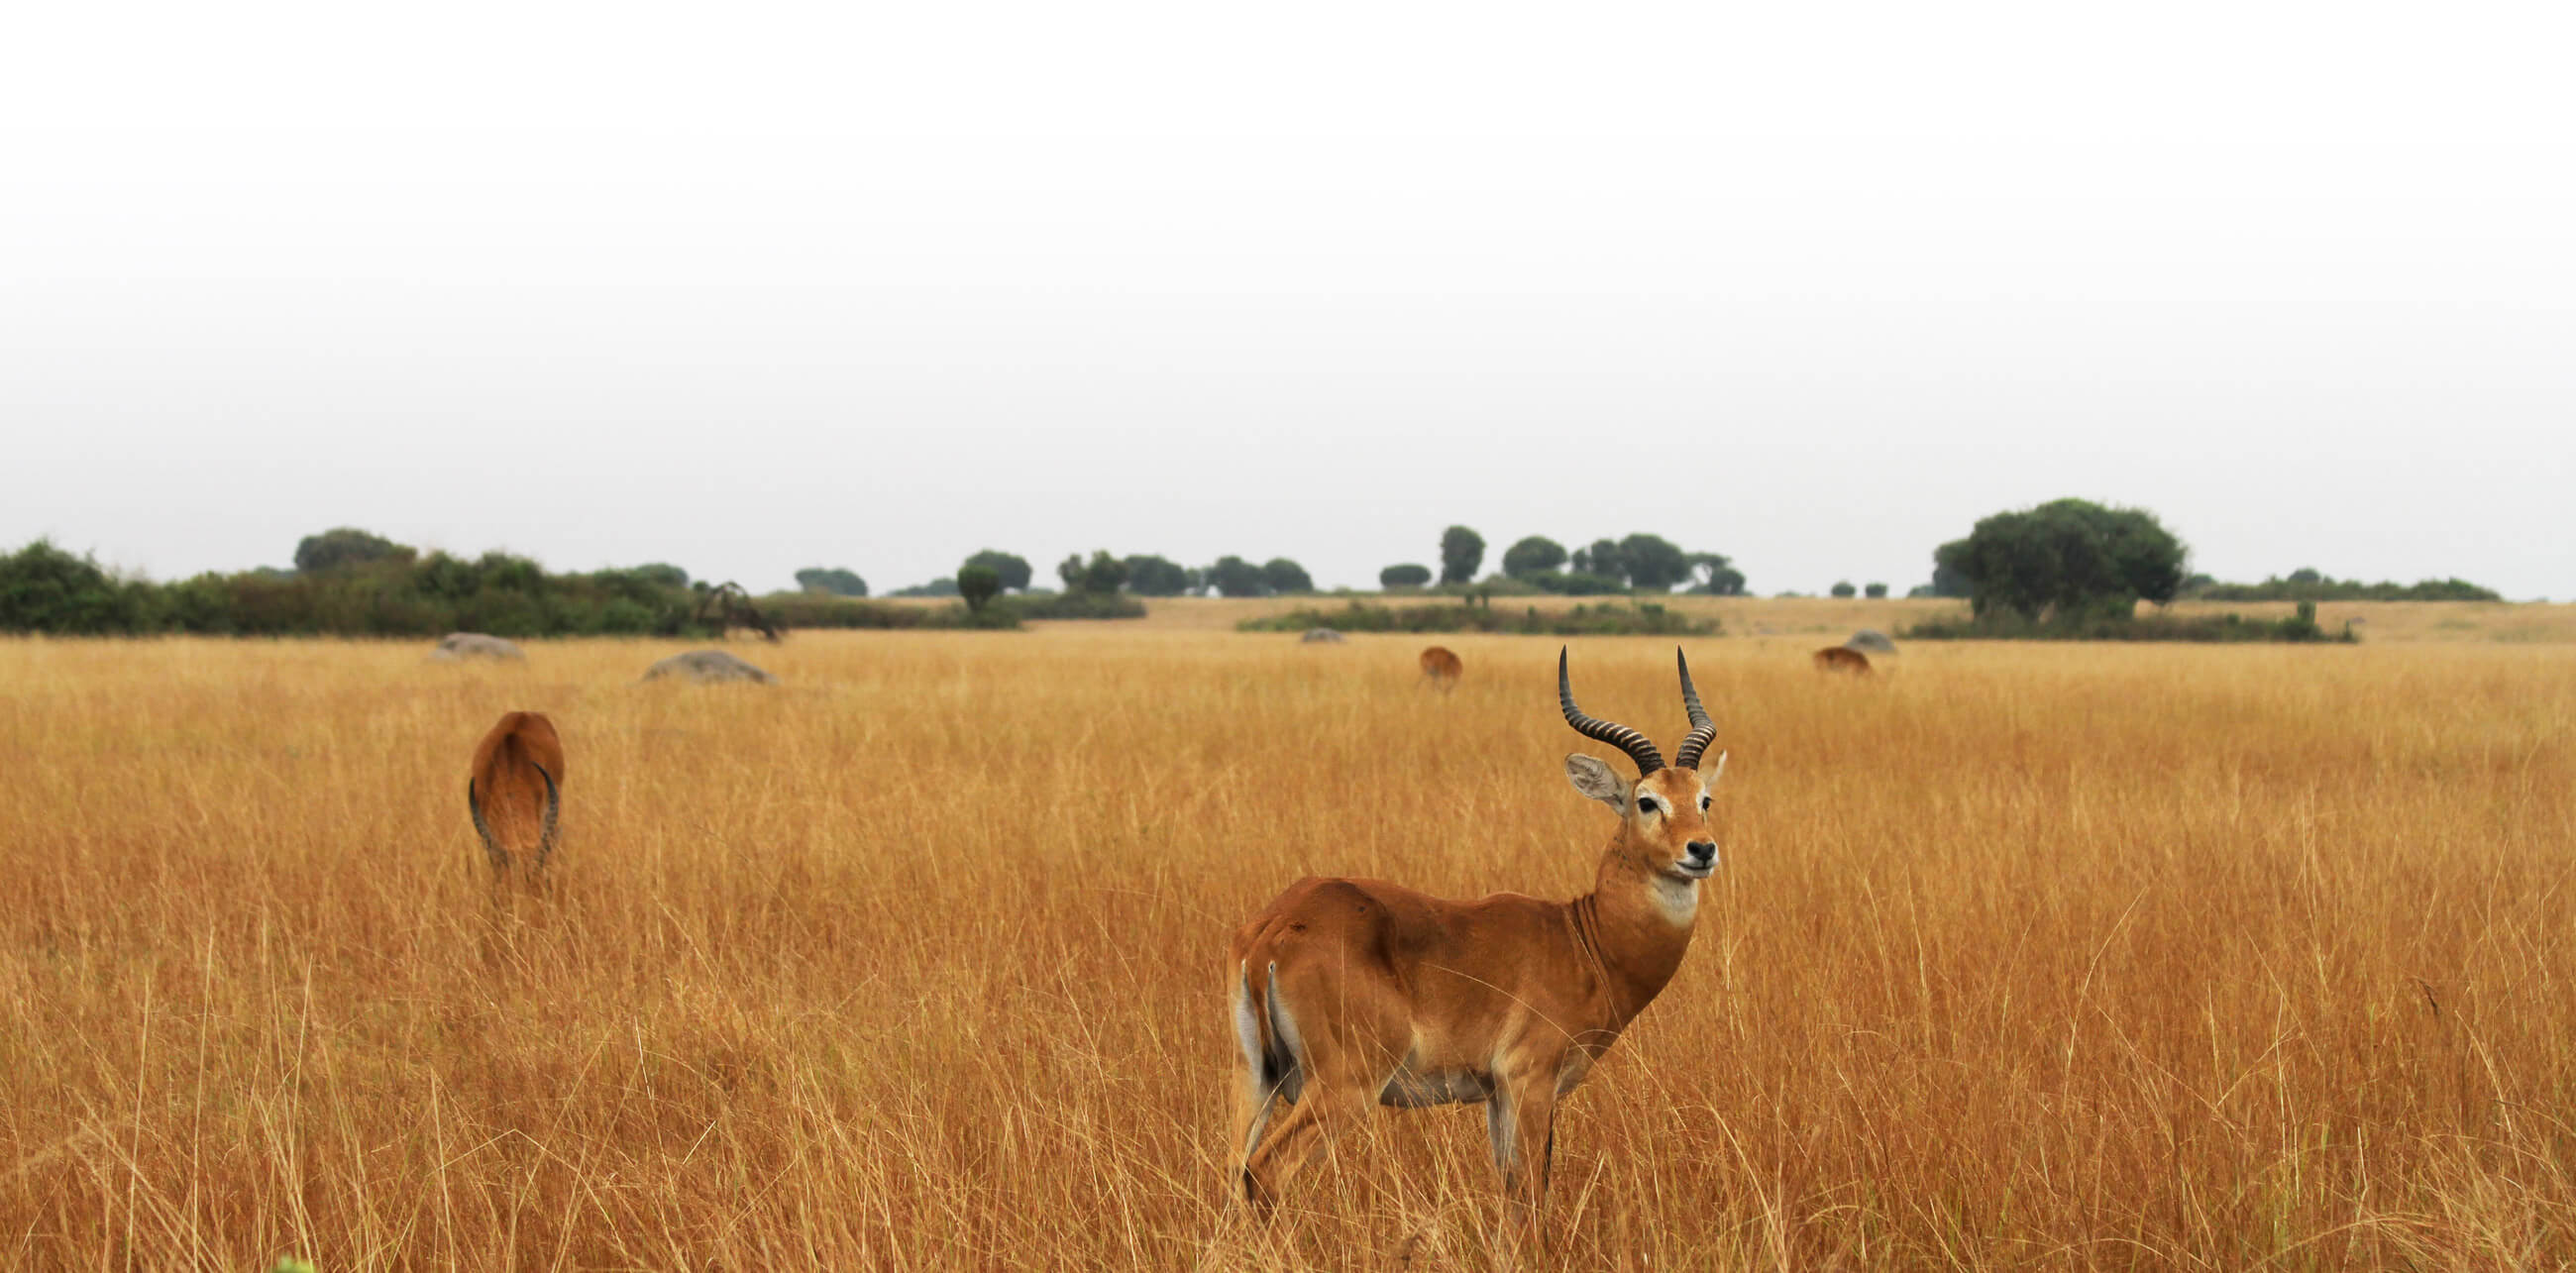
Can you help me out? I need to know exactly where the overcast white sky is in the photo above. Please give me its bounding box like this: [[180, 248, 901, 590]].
[[5, 2, 2570, 597]]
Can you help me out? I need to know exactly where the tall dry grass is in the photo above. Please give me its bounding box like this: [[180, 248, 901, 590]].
[[1, 631, 2571, 1269]]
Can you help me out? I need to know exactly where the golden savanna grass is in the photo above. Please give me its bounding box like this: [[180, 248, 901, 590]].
[[3, 620, 2573, 1268]]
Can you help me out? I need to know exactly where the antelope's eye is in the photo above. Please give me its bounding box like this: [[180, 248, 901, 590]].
[[1700, 796, 1712, 811], [1636, 797, 1659, 814]]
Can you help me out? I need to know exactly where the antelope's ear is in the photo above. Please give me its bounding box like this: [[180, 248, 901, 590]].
[[1698, 750, 1728, 789], [1564, 754, 1629, 810]]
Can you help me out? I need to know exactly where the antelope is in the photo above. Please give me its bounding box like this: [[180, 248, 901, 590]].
[[1813, 646, 1872, 675], [468, 711, 564, 879], [1229, 648, 1728, 1234], [1419, 645, 1462, 688]]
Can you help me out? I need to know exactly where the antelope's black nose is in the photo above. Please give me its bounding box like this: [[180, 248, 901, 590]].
[[1684, 840, 1717, 865]]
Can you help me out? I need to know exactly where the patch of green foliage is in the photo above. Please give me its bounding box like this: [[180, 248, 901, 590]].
[[1906, 599, 2356, 644], [1010, 590, 1147, 620], [1243, 599, 1717, 637], [2188, 571, 2500, 602], [0, 537, 741, 637], [1934, 498, 2188, 622]]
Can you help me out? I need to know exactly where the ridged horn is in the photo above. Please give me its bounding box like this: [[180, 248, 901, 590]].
[[1558, 647, 1664, 775], [1672, 647, 1718, 770]]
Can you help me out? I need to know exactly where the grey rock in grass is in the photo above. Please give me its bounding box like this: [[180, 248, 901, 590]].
[[1300, 628, 1347, 644], [1845, 629, 1897, 654], [642, 649, 779, 686], [430, 632, 526, 662]]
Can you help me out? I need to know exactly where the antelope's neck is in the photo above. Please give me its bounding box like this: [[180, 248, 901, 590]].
[[1570, 841, 1700, 1028]]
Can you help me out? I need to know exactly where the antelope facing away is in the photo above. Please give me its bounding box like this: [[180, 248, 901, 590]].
[[468, 711, 564, 879], [1813, 646, 1872, 675], [1419, 645, 1462, 689], [1229, 648, 1728, 1233]]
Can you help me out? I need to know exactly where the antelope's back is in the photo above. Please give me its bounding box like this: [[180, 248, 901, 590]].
[[469, 710, 565, 864], [1812, 647, 1872, 674]]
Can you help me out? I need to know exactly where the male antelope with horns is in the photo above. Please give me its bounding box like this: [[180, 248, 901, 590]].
[[468, 710, 564, 880], [1228, 648, 1728, 1230]]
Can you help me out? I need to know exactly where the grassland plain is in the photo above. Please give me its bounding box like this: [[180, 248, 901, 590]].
[[1, 626, 2572, 1270]]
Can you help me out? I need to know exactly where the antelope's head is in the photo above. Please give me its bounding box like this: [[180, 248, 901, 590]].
[[1559, 648, 1728, 883]]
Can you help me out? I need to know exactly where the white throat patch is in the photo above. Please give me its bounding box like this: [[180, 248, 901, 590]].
[[1649, 873, 1700, 924]]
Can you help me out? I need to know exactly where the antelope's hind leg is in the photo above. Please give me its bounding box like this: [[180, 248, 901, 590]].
[[1231, 970, 1289, 1195], [1234, 969, 1402, 1216]]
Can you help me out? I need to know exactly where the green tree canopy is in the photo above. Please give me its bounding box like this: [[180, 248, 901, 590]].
[[293, 527, 412, 575], [1830, 581, 1858, 598], [957, 564, 1001, 611], [1935, 498, 2188, 620], [1439, 526, 1485, 585], [1260, 558, 1314, 594], [1864, 582, 1888, 598], [1617, 534, 1691, 590], [794, 567, 869, 597], [1687, 553, 1746, 595], [1079, 551, 1127, 594], [1123, 555, 1192, 596], [1208, 556, 1268, 597], [1569, 539, 1622, 583], [1379, 563, 1433, 588], [1500, 536, 1567, 579], [0, 540, 134, 633], [963, 550, 1033, 591]]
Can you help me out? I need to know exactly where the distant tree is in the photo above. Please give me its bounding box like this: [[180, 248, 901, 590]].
[[1123, 555, 1192, 596], [293, 527, 411, 575], [963, 550, 1033, 592], [1057, 554, 1085, 590], [477, 551, 543, 592], [957, 564, 1002, 612], [1618, 534, 1691, 591], [1379, 563, 1433, 589], [1864, 582, 1888, 598], [2287, 567, 2322, 584], [1261, 558, 1314, 594], [1927, 551, 1974, 598], [0, 539, 134, 633], [1439, 526, 1486, 585], [1077, 551, 1128, 594], [630, 563, 690, 588], [1500, 536, 1567, 579], [794, 567, 869, 597], [1686, 553, 1747, 596], [1936, 498, 2188, 620], [1208, 556, 1268, 597], [1830, 581, 1858, 598], [1570, 539, 1624, 583]]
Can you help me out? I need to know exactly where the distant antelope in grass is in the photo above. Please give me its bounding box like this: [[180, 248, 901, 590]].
[[468, 711, 564, 882], [1229, 648, 1728, 1238], [1419, 645, 1462, 689], [1813, 646, 1872, 675]]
